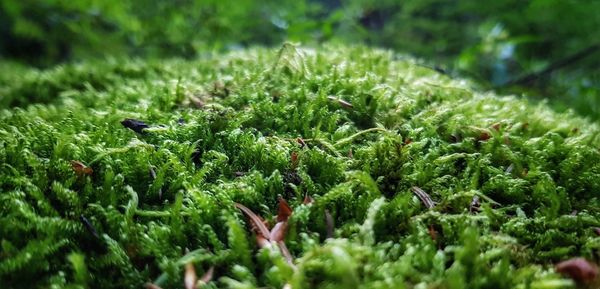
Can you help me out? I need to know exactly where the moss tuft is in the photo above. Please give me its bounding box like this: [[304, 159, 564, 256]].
[[1, 44, 599, 288]]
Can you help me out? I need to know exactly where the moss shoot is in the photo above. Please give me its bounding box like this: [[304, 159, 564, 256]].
[[1, 44, 599, 289]]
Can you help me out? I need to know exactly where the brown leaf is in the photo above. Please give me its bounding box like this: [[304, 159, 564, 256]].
[[479, 132, 491, 141], [277, 196, 293, 222], [184, 262, 197, 289], [411, 186, 435, 209], [555, 258, 598, 283], [594, 227, 600, 236], [71, 161, 93, 176], [234, 203, 271, 239]]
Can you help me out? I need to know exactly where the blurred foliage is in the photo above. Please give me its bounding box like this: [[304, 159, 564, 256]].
[[1, 0, 599, 119]]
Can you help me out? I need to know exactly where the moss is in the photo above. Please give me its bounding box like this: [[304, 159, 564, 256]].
[[0, 44, 599, 289]]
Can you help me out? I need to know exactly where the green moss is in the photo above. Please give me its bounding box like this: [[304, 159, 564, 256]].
[[1, 44, 599, 289]]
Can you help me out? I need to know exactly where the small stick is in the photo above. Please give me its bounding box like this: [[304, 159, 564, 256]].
[[411, 186, 435, 209], [79, 214, 100, 239]]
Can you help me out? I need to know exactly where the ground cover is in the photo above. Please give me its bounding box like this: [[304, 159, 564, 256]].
[[1, 44, 599, 288]]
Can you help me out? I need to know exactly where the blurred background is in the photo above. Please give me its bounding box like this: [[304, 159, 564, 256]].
[[1, 0, 599, 120]]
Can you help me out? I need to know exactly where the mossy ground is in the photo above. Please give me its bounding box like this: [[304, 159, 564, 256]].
[[1, 45, 599, 289]]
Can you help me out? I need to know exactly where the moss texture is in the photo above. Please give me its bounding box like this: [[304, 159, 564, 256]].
[[1, 44, 599, 289]]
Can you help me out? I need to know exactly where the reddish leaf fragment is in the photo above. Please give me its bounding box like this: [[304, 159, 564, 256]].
[[121, 118, 149, 134], [185, 262, 197, 289], [200, 266, 214, 284], [71, 161, 93, 176], [594, 227, 600, 236], [256, 234, 271, 248], [291, 151, 299, 169], [555, 258, 598, 283], [234, 203, 271, 239], [277, 196, 293, 222], [303, 194, 314, 205], [411, 186, 435, 209], [327, 96, 353, 109], [404, 138, 413, 145], [478, 132, 491, 141], [491, 122, 502, 131]]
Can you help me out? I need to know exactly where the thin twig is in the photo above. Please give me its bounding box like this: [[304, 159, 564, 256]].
[[503, 43, 600, 86], [411, 186, 435, 209]]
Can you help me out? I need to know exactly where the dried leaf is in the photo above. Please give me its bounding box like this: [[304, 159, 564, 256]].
[[184, 262, 197, 289], [234, 203, 271, 239], [428, 224, 437, 241], [291, 151, 299, 169], [327, 96, 353, 109], [296, 137, 307, 148], [505, 164, 514, 174], [470, 196, 481, 213], [325, 209, 334, 239], [555, 258, 598, 283], [594, 227, 600, 236], [411, 186, 435, 209], [303, 194, 314, 205], [71, 161, 93, 176], [256, 234, 271, 248], [199, 266, 214, 284], [277, 241, 295, 266], [121, 118, 149, 134], [149, 166, 162, 200], [144, 283, 163, 289], [277, 196, 293, 222], [270, 221, 288, 242]]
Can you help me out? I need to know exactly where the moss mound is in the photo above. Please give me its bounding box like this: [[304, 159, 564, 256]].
[[1, 45, 599, 289]]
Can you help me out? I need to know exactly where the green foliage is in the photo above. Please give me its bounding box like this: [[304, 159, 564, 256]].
[[1, 45, 599, 288]]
